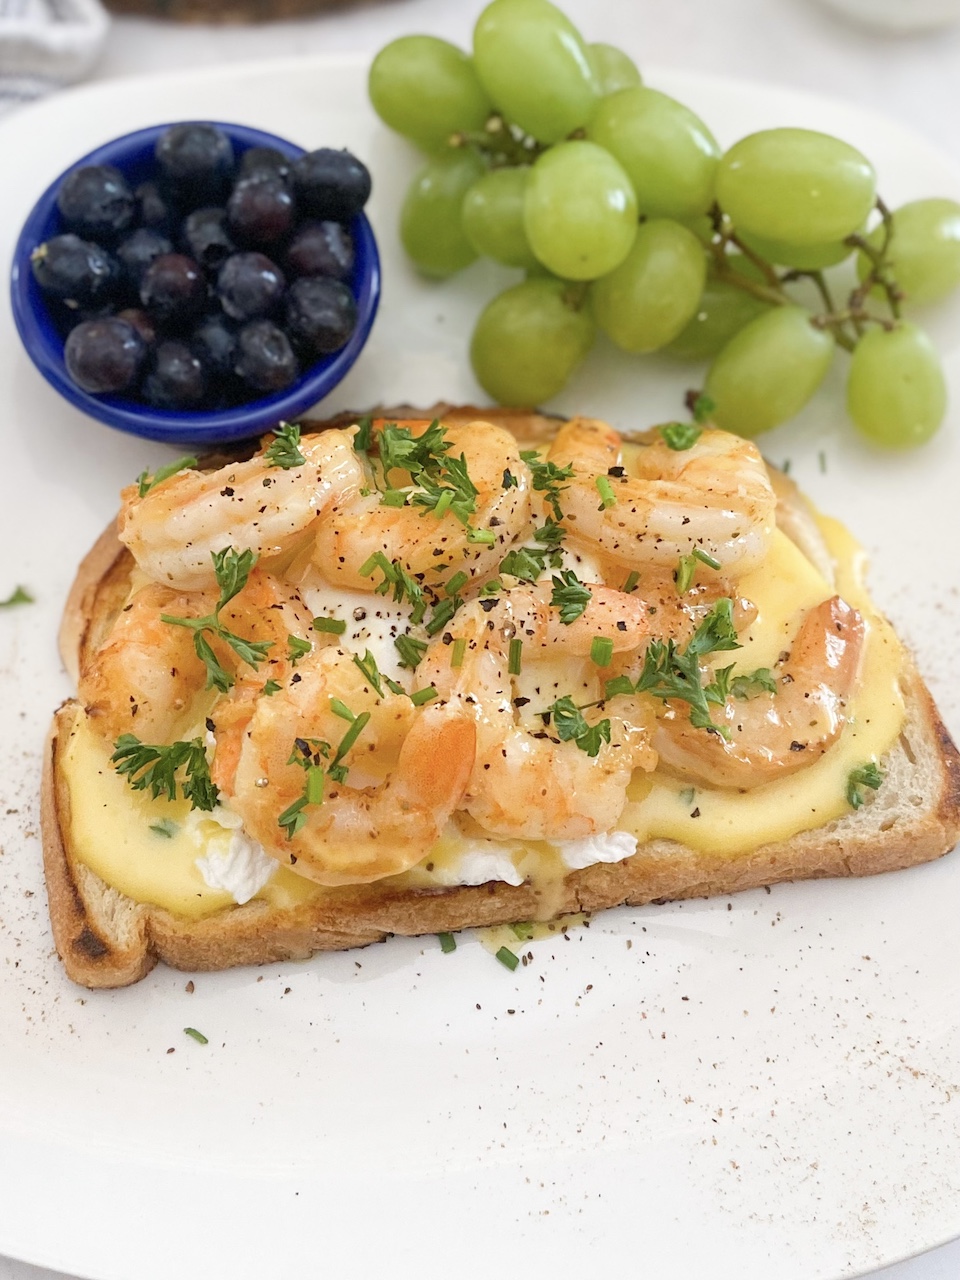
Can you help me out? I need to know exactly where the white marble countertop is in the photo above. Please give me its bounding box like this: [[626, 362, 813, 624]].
[[3, 0, 960, 1276]]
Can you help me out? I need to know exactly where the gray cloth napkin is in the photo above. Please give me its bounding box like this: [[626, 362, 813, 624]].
[[0, 0, 108, 113]]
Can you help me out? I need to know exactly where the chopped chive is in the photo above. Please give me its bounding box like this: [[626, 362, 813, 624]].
[[149, 819, 176, 839], [480, 578, 502, 595], [305, 765, 325, 805], [381, 488, 407, 508], [0, 585, 34, 608], [590, 636, 614, 667], [352, 650, 383, 696], [622, 570, 640, 594], [313, 615, 347, 636], [411, 685, 438, 707], [693, 547, 721, 570], [451, 637, 466, 668], [332, 711, 371, 766], [660, 422, 702, 451], [395, 634, 428, 669], [358, 553, 380, 578], [819, 450, 827, 474], [466, 527, 495, 545], [330, 698, 355, 722], [496, 946, 519, 972], [595, 475, 617, 509], [287, 634, 312, 664], [262, 679, 281, 696], [425, 596, 460, 637], [676, 555, 696, 594], [604, 674, 635, 699], [433, 489, 454, 519], [445, 570, 469, 597], [438, 932, 457, 953], [183, 1027, 208, 1045], [511, 921, 535, 941], [508, 637, 523, 675]]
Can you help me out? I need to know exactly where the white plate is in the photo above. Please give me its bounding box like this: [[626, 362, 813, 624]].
[[2, 55, 960, 1280]]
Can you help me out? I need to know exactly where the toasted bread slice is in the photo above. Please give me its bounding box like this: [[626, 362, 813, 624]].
[[41, 409, 960, 988]]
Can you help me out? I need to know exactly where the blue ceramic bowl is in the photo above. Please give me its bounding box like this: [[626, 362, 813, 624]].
[[10, 121, 380, 446]]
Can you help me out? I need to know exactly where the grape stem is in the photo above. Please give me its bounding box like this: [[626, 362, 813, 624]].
[[449, 116, 546, 168], [844, 198, 903, 321]]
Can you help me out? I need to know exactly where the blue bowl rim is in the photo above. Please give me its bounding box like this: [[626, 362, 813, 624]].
[[9, 120, 380, 446]]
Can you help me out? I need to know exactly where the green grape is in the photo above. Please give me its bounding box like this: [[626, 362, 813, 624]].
[[368, 37, 492, 153], [586, 86, 720, 220], [716, 128, 876, 245], [704, 305, 835, 436], [524, 140, 637, 280], [587, 42, 642, 95], [738, 230, 856, 271], [681, 214, 716, 247], [665, 255, 772, 361], [400, 150, 487, 278], [847, 322, 946, 447], [461, 167, 538, 268], [470, 277, 595, 405], [856, 198, 960, 305], [473, 0, 599, 143], [591, 219, 706, 353]]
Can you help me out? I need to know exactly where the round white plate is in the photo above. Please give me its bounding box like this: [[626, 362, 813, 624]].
[[2, 55, 959, 1280]]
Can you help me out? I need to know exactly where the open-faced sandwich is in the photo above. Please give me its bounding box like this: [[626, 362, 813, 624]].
[[42, 406, 960, 987]]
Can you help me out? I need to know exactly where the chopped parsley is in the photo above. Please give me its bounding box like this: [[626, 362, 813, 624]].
[[634, 599, 742, 738], [287, 634, 312, 664], [500, 519, 566, 582], [359, 552, 426, 624], [660, 422, 702, 451], [729, 668, 777, 700], [161, 548, 273, 693], [262, 679, 281, 697], [847, 761, 884, 809], [547, 696, 612, 758], [111, 735, 218, 811], [691, 393, 715, 424], [550, 570, 592, 625], [264, 422, 306, 469]]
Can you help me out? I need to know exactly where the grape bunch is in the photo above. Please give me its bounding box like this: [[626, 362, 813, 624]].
[[369, 0, 960, 447], [30, 123, 370, 411]]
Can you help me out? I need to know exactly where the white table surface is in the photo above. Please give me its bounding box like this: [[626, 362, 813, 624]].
[[3, 0, 960, 1277]]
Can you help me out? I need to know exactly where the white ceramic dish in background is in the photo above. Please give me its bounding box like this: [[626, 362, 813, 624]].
[[815, 0, 960, 31], [1, 55, 959, 1280]]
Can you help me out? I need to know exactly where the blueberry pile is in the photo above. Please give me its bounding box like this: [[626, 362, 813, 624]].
[[29, 123, 371, 411]]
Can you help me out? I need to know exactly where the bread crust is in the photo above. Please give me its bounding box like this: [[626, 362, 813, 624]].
[[41, 408, 960, 988]]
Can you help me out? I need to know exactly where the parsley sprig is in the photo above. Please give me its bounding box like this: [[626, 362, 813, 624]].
[[544, 697, 612, 758], [356, 419, 485, 533], [264, 422, 306, 469], [136, 454, 197, 498], [111, 735, 218, 811], [633, 599, 742, 737], [550, 570, 592, 625], [499, 519, 566, 582], [161, 548, 273, 693], [520, 450, 574, 521]]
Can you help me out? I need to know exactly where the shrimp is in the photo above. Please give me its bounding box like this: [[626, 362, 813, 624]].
[[118, 428, 365, 591], [547, 418, 777, 577], [312, 419, 533, 593], [419, 583, 657, 840], [79, 583, 212, 743], [653, 595, 865, 789], [228, 646, 476, 884], [79, 569, 315, 753]]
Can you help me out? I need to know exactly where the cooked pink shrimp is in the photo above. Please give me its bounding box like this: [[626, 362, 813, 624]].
[[654, 595, 865, 789], [419, 582, 656, 840], [118, 428, 364, 590], [547, 418, 777, 576], [229, 646, 476, 884], [79, 582, 212, 743], [313, 419, 533, 592]]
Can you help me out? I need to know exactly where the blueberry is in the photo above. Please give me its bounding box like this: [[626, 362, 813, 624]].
[[57, 165, 135, 242], [116, 227, 173, 289], [227, 175, 295, 248], [283, 276, 357, 357], [182, 207, 236, 272], [64, 317, 146, 395], [292, 149, 371, 222], [239, 147, 291, 182], [142, 340, 206, 408], [139, 253, 207, 326], [136, 180, 178, 235], [234, 320, 299, 392], [285, 220, 354, 282], [117, 307, 158, 347], [155, 123, 235, 208], [192, 314, 237, 376], [30, 234, 119, 309], [217, 252, 285, 322]]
